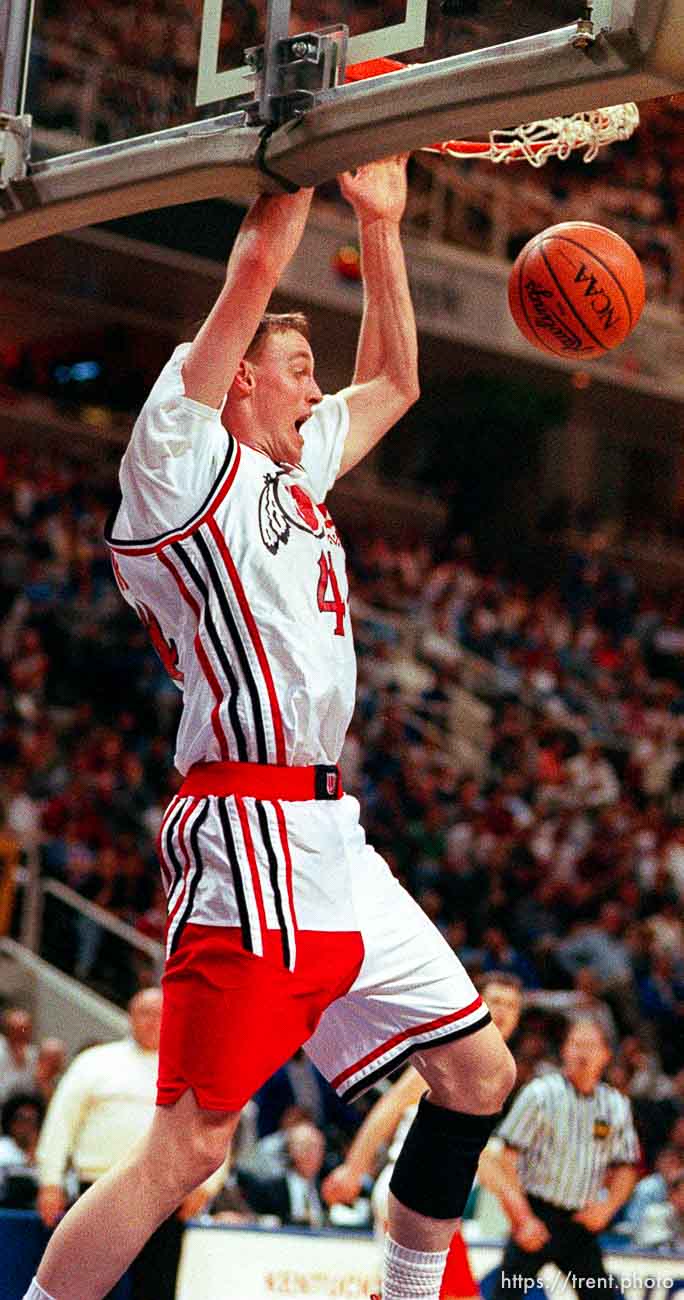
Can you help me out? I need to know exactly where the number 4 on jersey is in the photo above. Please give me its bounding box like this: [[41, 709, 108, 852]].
[[317, 552, 346, 636]]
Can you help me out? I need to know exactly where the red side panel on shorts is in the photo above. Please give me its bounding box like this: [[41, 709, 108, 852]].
[[157, 925, 364, 1112]]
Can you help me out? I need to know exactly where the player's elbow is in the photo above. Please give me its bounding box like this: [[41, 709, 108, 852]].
[[232, 233, 281, 287], [392, 371, 420, 411], [404, 376, 421, 407]]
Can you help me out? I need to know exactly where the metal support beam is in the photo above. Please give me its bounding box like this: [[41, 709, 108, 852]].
[[258, 0, 292, 123], [0, 115, 262, 252], [0, 1, 681, 251], [1, 0, 35, 115], [263, 12, 684, 188]]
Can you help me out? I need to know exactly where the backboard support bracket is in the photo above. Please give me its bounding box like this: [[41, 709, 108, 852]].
[[261, 2, 684, 189], [573, 0, 615, 49], [0, 111, 31, 187], [245, 25, 349, 127]]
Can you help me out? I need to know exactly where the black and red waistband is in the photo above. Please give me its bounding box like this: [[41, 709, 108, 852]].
[[179, 760, 343, 801]]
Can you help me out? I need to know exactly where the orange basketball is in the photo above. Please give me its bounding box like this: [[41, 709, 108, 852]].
[[508, 222, 646, 360]]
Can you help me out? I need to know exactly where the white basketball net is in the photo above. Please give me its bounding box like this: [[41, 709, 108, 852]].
[[426, 102, 640, 167]]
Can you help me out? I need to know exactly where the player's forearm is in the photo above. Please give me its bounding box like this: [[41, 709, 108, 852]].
[[602, 1165, 638, 1216], [233, 189, 314, 280], [352, 223, 383, 384], [345, 1074, 427, 1179], [478, 1147, 531, 1229], [354, 217, 419, 399], [344, 1091, 413, 1177], [183, 189, 313, 407], [196, 1153, 232, 1201]]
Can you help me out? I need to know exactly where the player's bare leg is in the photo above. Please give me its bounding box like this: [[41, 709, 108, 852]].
[[26, 1089, 239, 1300], [381, 1022, 515, 1300]]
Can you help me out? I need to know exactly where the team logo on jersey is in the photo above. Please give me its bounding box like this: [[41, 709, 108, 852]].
[[593, 1119, 611, 1140], [136, 601, 183, 683], [258, 471, 326, 554]]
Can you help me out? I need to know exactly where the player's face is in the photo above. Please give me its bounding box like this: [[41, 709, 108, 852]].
[[483, 983, 522, 1042], [250, 330, 322, 465]]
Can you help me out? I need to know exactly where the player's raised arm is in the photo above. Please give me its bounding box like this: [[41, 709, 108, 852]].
[[181, 187, 313, 410], [335, 156, 419, 477]]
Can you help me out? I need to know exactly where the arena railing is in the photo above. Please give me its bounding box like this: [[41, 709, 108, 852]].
[[14, 866, 164, 1006], [401, 153, 684, 310]]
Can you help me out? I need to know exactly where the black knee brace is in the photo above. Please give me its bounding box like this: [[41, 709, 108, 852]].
[[389, 1096, 500, 1220]]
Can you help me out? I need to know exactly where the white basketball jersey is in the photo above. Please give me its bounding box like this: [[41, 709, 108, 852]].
[[105, 345, 356, 775]]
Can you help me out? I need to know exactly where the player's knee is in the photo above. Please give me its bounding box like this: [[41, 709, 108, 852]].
[[148, 1109, 236, 1191], [186, 1116, 234, 1180], [470, 1042, 516, 1112], [419, 1030, 516, 1113], [389, 1096, 501, 1221]]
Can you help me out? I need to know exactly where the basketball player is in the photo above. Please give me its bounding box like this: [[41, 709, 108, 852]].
[[322, 973, 524, 1300], [25, 158, 515, 1300]]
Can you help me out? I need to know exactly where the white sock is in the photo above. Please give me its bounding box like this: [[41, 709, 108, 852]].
[[382, 1235, 449, 1300], [24, 1281, 57, 1300]]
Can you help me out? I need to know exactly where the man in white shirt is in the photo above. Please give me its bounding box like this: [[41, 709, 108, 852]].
[[36, 989, 221, 1300]]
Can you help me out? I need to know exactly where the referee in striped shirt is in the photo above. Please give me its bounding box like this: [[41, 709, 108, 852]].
[[482, 1017, 639, 1300]]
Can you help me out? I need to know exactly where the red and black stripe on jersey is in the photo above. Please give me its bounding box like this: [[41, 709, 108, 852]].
[[105, 435, 240, 555], [161, 540, 250, 762]]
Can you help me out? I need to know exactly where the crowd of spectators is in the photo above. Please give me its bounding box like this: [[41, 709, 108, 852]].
[[348, 527, 683, 1069], [0, 439, 682, 1245]]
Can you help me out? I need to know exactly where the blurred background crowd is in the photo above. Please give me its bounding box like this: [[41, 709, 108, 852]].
[[0, 440, 682, 1247]]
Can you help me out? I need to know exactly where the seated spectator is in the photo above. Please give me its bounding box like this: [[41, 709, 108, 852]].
[[565, 741, 621, 809], [0, 1007, 38, 1102], [554, 902, 641, 1033], [253, 1048, 358, 1144], [632, 1171, 684, 1250], [0, 1090, 45, 1208], [221, 1121, 331, 1228], [619, 1145, 681, 1237], [239, 1106, 311, 1182], [480, 925, 539, 989], [636, 949, 684, 1074]]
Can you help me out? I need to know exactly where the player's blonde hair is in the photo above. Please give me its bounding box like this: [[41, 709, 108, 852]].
[[186, 310, 310, 358], [245, 312, 311, 360]]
